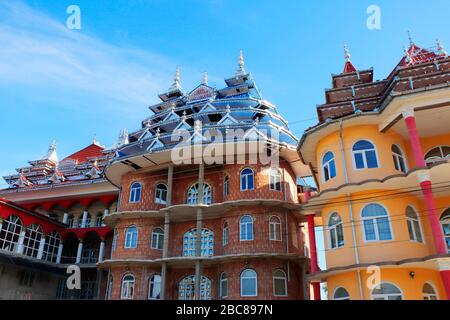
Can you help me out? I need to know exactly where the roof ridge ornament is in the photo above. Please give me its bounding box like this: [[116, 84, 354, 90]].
[[169, 66, 181, 92], [42, 140, 58, 163], [407, 30, 414, 46], [436, 39, 447, 55], [344, 44, 351, 62], [403, 46, 412, 63], [236, 49, 246, 76], [202, 71, 208, 85]]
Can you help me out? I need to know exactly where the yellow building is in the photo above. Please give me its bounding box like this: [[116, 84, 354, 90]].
[[298, 40, 450, 300]]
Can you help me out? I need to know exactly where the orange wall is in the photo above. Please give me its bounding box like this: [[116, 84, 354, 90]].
[[327, 268, 447, 300]]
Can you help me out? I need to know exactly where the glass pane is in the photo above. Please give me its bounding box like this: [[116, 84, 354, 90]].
[[337, 224, 344, 247], [329, 160, 336, 178], [407, 220, 415, 241], [414, 221, 423, 242], [248, 176, 254, 189], [366, 150, 378, 168], [330, 229, 337, 248], [354, 153, 364, 169], [377, 217, 392, 240], [274, 278, 286, 295], [364, 220, 376, 240], [242, 278, 256, 296]]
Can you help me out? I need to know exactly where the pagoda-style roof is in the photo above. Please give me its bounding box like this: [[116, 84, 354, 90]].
[[315, 40, 449, 123]]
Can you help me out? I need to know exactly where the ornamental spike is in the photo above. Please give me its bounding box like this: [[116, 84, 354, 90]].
[[202, 71, 208, 85], [236, 49, 245, 76], [169, 66, 181, 91], [437, 39, 447, 55], [344, 44, 351, 62]]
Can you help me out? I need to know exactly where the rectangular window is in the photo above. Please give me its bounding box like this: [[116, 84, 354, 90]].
[[354, 153, 365, 169], [274, 278, 287, 296], [377, 217, 392, 240], [366, 150, 378, 168], [220, 279, 228, 299]]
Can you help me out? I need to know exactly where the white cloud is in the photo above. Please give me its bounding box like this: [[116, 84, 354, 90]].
[[0, 1, 182, 109]]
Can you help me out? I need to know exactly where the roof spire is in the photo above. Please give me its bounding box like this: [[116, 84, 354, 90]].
[[202, 71, 208, 85], [236, 49, 246, 76], [344, 44, 351, 62], [407, 30, 414, 46], [343, 44, 357, 73], [436, 39, 447, 55], [169, 66, 181, 91]]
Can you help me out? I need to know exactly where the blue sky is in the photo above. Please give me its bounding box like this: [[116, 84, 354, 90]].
[[0, 0, 449, 275]]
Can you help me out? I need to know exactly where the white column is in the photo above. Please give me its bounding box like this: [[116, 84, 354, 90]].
[[56, 243, 64, 264], [102, 209, 109, 227], [63, 213, 69, 224], [37, 236, 46, 260], [98, 241, 105, 262], [81, 210, 89, 228], [16, 230, 26, 254], [76, 241, 83, 264]]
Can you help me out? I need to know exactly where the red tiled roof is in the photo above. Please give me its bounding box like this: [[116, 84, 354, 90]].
[[62, 144, 104, 164]]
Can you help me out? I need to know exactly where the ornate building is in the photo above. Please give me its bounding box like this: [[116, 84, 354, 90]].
[[100, 52, 312, 300], [297, 38, 450, 300], [0, 138, 125, 299]]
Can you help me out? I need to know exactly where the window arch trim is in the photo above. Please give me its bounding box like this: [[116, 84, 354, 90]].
[[361, 203, 394, 242]]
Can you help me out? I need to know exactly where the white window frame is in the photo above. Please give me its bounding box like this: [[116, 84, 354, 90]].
[[148, 274, 161, 300], [440, 208, 450, 252], [273, 269, 287, 297], [0, 215, 23, 252], [187, 183, 212, 205], [23, 224, 43, 258], [240, 269, 258, 297], [361, 203, 393, 242], [422, 282, 439, 300], [222, 222, 229, 246], [425, 145, 450, 165], [124, 226, 138, 249], [121, 274, 135, 300], [269, 169, 282, 191], [224, 176, 230, 196], [327, 212, 344, 249], [219, 272, 228, 299], [269, 216, 282, 241], [239, 215, 254, 241], [333, 287, 350, 300], [322, 151, 337, 182], [182, 228, 214, 257], [391, 144, 408, 173], [155, 183, 168, 205], [129, 182, 142, 203], [406, 205, 424, 243], [151, 227, 164, 250], [370, 282, 403, 300], [352, 140, 380, 170], [240, 168, 254, 191]]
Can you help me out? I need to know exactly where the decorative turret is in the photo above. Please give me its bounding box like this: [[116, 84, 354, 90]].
[[169, 66, 181, 92]]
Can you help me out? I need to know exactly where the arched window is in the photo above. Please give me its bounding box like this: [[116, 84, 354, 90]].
[[187, 183, 211, 205], [95, 213, 103, 227], [425, 146, 450, 165], [352, 140, 379, 169], [334, 287, 350, 300], [240, 168, 254, 191], [129, 182, 142, 203], [406, 206, 423, 243], [328, 213, 344, 249], [322, 151, 336, 181], [43, 231, 61, 263], [0, 215, 23, 252], [273, 269, 287, 296], [361, 204, 392, 241], [23, 224, 43, 258], [441, 208, 450, 252], [219, 272, 228, 299], [121, 274, 135, 299], [178, 275, 211, 300], [391, 145, 407, 173], [182, 229, 214, 256], [371, 283, 403, 300], [222, 222, 229, 246], [240, 215, 254, 241], [224, 176, 230, 196], [241, 269, 257, 297], [269, 216, 282, 241], [155, 184, 167, 205], [124, 226, 138, 248], [423, 283, 438, 300], [269, 169, 282, 191], [148, 274, 161, 300], [151, 227, 164, 250]]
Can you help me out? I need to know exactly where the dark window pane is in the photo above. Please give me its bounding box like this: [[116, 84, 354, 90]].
[[366, 151, 378, 168], [355, 153, 364, 169]]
